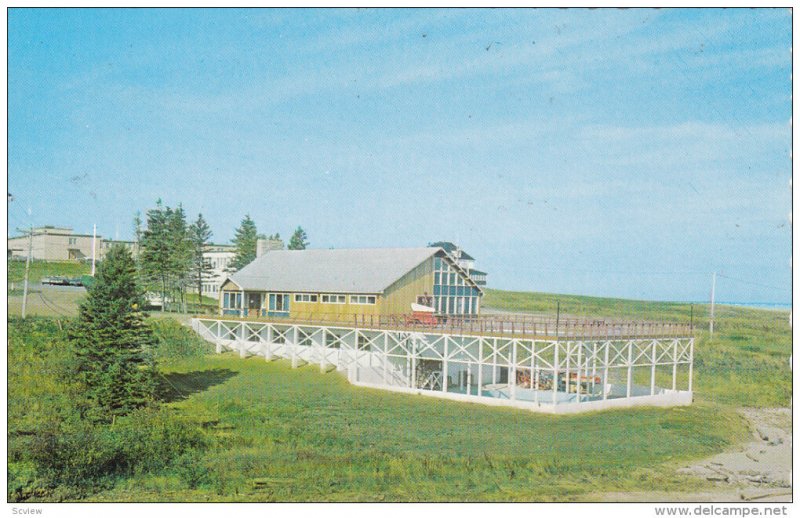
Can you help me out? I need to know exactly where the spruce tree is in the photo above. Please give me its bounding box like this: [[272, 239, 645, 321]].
[[189, 213, 213, 300], [139, 200, 171, 310], [167, 204, 193, 312], [288, 226, 309, 250], [230, 215, 258, 271], [69, 244, 156, 423]]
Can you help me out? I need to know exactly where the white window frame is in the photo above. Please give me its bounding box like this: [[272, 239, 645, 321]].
[[321, 294, 346, 304], [349, 295, 376, 305], [294, 293, 318, 303]]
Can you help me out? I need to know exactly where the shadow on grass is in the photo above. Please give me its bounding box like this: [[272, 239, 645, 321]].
[[157, 368, 239, 402]]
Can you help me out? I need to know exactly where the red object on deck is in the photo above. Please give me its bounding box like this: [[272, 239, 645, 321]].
[[409, 311, 438, 325], [405, 302, 438, 325]]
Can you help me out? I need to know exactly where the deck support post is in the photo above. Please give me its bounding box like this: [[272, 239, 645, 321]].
[[383, 332, 389, 385], [576, 342, 582, 403], [565, 342, 571, 396], [688, 338, 694, 393], [510, 340, 517, 401], [602, 342, 609, 400], [492, 338, 497, 385], [626, 341, 633, 398], [532, 340, 538, 404], [466, 360, 472, 396], [672, 339, 678, 391], [477, 339, 484, 397], [650, 340, 657, 395], [442, 336, 449, 393], [553, 342, 559, 406], [410, 336, 417, 389], [239, 323, 246, 358], [587, 341, 597, 396], [291, 326, 299, 369]]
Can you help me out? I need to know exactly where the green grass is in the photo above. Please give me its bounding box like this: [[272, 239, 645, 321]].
[[9, 286, 791, 502], [8, 260, 91, 285], [484, 289, 791, 407], [92, 353, 746, 502]]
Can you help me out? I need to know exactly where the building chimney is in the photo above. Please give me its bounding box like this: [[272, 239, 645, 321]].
[[256, 238, 268, 258]]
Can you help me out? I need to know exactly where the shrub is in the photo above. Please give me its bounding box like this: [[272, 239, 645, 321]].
[[150, 318, 214, 362], [22, 407, 208, 500]]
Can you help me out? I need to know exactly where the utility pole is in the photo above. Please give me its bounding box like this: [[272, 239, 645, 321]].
[[556, 300, 561, 336], [91, 223, 97, 276], [21, 225, 32, 319], [709, 272, 716, 340]]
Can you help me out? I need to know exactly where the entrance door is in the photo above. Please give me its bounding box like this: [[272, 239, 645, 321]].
[[248, 293, 261, 317]]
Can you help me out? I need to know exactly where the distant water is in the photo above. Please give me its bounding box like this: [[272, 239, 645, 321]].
[[714, 302, 792, 311]]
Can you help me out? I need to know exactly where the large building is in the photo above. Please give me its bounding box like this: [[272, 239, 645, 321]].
[[218, 247, 483, 319], [8, 226, 99, 261], [199, 244, 236, 297]]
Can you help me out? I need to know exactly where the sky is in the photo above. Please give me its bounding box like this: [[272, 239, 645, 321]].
[[7, 8, 792, 304]]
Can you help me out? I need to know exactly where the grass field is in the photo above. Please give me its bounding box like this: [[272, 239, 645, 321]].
[[484, 289, 791, 408], [93, 353, 745, 502], [7, 285, 791, 502], [8, 260, 91, 286]]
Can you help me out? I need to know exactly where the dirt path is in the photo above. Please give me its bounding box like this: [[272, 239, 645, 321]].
[[599, 408, 792, 502]]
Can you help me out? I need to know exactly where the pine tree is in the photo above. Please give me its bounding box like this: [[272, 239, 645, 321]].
[[288, 226, 309, 250], [230, 215, 258, 271], [139, 200, 171, 310], [68, 244, 156, 423], [189, 213, 213, 301], [167, 204, 193, 312]]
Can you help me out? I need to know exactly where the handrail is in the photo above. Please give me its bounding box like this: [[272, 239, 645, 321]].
[[197, 310, 694, 339]]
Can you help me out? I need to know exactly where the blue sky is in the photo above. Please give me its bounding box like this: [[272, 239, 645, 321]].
[[8, 8, 792, 303]]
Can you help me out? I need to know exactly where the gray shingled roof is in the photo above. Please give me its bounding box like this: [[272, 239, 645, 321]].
[[227, 247, 441, 294]]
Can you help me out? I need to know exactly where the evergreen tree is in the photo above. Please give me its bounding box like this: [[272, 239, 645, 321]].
[[139, 200, 171, 310], [68, 244, 156, 423], [167, 204, 193, 312], [230, 215, 258, 271], [188, 213, 213, 300], [288, 226, 309, 250]]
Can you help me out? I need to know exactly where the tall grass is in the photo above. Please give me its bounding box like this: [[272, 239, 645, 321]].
[[483, 289, 791, 407]]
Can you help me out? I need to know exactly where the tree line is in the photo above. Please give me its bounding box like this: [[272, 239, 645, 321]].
[[134, 200, 309, 311]]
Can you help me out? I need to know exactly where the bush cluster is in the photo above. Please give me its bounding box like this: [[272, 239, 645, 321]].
[[150, 318, 215, 362], [14, 407, 208, 500]]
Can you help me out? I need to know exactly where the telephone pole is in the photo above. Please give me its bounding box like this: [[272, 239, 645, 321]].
[[21, 226, 33, 319], [709, 272, 717, 340], [91, 223, 97, 276]]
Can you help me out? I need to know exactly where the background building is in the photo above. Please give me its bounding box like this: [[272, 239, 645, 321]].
[[199, 244, 236, 297], [8, 226, 99, 261]]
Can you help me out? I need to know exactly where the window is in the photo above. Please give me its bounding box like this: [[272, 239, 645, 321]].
[[270, 293, 289, 312], [294, 294, 318, 303], [321, 294, 346, 304], [68, 237, 77, 245], [223, 292, 242, 309], [350, 295, 376, 305]]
